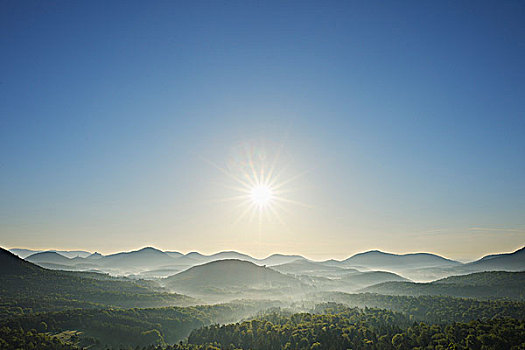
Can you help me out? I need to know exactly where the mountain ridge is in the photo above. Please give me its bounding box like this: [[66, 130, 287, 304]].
[[9, 246, 524, 280]]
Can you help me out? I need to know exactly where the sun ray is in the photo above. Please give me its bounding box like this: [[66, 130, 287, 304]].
[[271, 168, 312, 190], [210, 194, 252, 203], [268, 204, 289, 229], [264, 141, 285, 185], [246, 147, 260, 186], [201, 157, 253, 189], [272, 196, 312, 208], [232, 203, 256, 227]]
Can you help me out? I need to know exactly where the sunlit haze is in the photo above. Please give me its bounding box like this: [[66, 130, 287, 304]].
[[1, 1, 524, 261]]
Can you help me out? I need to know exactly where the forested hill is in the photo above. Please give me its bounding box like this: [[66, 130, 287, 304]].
[[165, 259, 305, 298], [1, 300, 282, 349], [0, 247, 196, 317], [0, 248, 43, 275], [361, 271, 525, 300], [434, 270, 525, 286]]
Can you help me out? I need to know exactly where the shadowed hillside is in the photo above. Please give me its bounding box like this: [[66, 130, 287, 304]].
[[0, 247, 196, 315], [0, 248, 43, 275]]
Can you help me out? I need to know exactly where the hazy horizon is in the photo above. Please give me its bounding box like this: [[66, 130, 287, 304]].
[[6, 243, 524, 262]]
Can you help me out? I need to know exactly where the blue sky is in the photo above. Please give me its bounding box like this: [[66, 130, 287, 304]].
[[1, 1, 524, 260]]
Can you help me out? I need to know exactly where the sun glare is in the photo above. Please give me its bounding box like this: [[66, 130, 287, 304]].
[[250, 184, 273, 208], [208, 142, 308, 227]]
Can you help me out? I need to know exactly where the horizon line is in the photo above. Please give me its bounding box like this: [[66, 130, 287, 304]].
[[5, 244, 524, 263]]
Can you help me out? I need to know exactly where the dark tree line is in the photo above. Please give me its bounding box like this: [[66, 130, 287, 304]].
[[185, 308, 525, 350]]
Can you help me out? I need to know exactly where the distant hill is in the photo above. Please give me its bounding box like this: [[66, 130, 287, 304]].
[[49, 250, 92, 258], [25, 251, 73, 265], [180, 251, 258, 264], [208, 251, 258, 263], [293, 269, 409, 292], [136, 266, 185, 278], [8, 248, 40, 259], [272, 259, 355, 276], [341, 270, 409, 286], [8, 246, 523, 284], [165, 251, 183, 258], [168, 251, 307, 267], [165, 259, 305, 298], [99, 247, 176, 269], [170, 254, 203, 266], [388, 246, 525, 282], [9, 248, 92, 259], [185, 252, 208, 261], [361, 271, 525, 300], [86, 252, 103, 259], [343, 250, 461, 270], [259, 254, 307, 266], [464, 246, 525, 271]]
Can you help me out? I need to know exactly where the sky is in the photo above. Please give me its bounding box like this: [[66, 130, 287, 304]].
[[1, 0, 524, 261]]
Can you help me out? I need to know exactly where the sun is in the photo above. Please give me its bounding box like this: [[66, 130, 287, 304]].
[[207, 142, 308, 226], [250, 184, 274, 208]]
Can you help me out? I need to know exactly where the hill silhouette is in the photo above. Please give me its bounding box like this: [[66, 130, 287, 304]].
[[465, 246, 525, 271], [10, 248, 91, 259], [343, 250, 461, 269], [260, 254, 306, 266], [7, 246, 524, 282], [98, 247, 177, 271], [272, 259, 354, 276], [25, 251, 72, 265], [341, 270, 409, 286]]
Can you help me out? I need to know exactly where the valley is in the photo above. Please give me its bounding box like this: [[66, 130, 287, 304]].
[[1, 245, 524, 349]]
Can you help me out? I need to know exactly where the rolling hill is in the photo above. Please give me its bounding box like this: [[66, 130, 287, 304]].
[[10, 248, 92, 259], [25, 251, 74, 265], [99, 246, 176, 268], [8, 246, 524, 284], [165, 259, 306, 298], [361, 271, 525, 300], [86, 252, 103, 259], [0, 247, 196, 312], [341, 270, 409, 286], [208, 251, 258, 263], [294, 269, 409, 292], [272, 259, 354, 276], [465, 246, 525, 271], [343, 250, 461, 269], [259, 253, 307, 266]]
